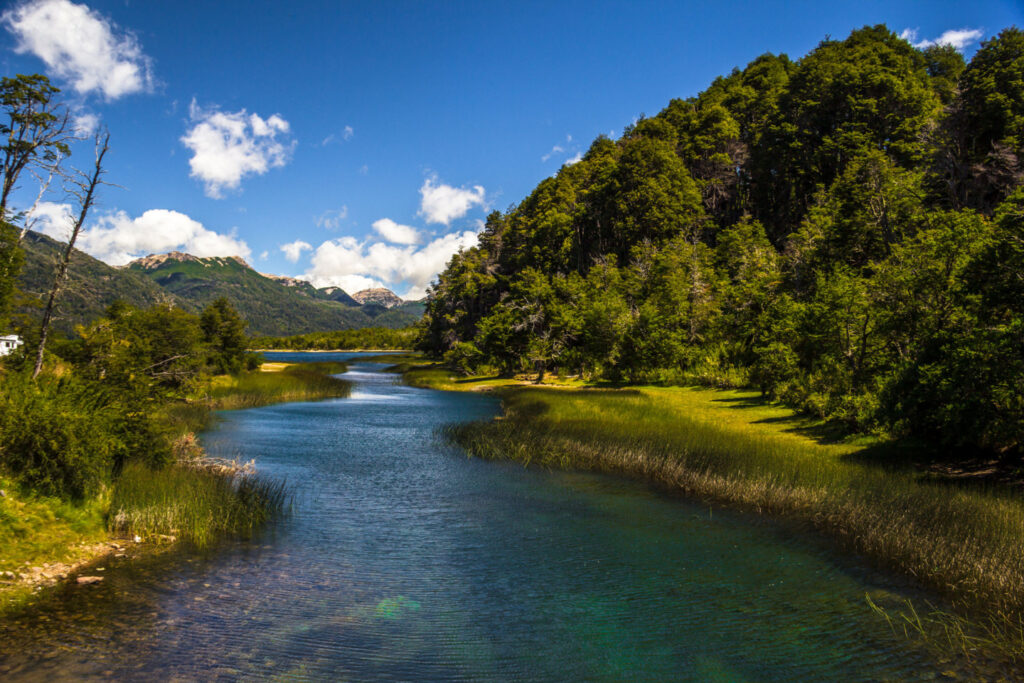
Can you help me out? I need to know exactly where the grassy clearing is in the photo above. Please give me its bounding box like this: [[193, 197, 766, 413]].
[[423, 368, 1024, 668], [108, 463, 290, 548], [205, 361, 351, 410]]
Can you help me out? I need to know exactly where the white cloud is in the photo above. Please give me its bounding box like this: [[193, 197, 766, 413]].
[[305, 229, 480, 299], [27, 200, 74, 241], [541, 144, 564, 162], [320, 126, 353, 147], [900, 27, 984, 51], [73, 111, 99, 135], [280, 239, 312, 263], [259, 250, 269, 261], [418, 176, 486, 226], [372, 218, 420, 245], [565, 151, 583, 166], [2, 0, 154, 99], [315, 206, 348, 230], [359, 164, 369, 175], [28, 205, 251, 265], [181, 100, 295, 198]]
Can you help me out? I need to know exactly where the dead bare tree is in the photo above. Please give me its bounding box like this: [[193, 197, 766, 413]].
[[32, 131, 110, 379]]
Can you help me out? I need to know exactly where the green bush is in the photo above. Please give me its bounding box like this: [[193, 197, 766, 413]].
[[0, 374, 121, 500]]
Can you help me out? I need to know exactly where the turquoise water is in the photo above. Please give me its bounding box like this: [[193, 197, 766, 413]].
[[0, 354, 948, 680]]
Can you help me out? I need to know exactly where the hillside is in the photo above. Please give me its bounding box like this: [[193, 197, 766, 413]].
[[15, 237, 420, 337], [16, 232, 184, 336], [419, 25, 1024, 454], [127, 253, 399, 336]]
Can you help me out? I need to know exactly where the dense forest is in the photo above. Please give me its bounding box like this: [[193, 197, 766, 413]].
[[418, 25, 1024, 454]]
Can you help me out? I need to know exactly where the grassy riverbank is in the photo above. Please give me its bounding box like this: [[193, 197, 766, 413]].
[[0, 359, 349, 614], [402, 362, 1024, 667], [205, 361, 351, 409]]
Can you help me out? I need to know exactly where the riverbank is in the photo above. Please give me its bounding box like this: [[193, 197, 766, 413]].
[[0, 361, 347, 616], [204, 360, 351, 409], [399, 361, 1024, 668]]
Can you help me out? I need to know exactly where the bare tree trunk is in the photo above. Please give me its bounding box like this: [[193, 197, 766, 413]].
[[32, 132, 109, 379]]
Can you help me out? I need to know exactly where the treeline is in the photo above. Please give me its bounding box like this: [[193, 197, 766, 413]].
[[418, 25, 1024, 453], [253, 326, 417, 350]]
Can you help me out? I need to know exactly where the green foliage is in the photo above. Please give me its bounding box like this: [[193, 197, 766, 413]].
[[0, 373, 168, 500], [417, 23, 1024, 455], [201, 297, 250, 374], [253, 325, 417, 350], [0, 74, 70, 329]]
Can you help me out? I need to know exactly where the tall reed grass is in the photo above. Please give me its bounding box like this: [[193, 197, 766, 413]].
[[206, 361, 351, 410], [108, 463, 290, 548], [442, 386, 1024, 667]]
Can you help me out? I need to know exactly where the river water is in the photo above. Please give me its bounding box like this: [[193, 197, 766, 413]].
[[0, 353, 948, 681]]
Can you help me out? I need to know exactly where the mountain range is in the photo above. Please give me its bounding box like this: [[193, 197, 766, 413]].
[[16, 232, 423, 337]]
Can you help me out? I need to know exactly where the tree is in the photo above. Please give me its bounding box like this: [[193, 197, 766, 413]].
[[201, 297, 249, 374], [33, 131, 109, 378], [0, 75, 71, 327]]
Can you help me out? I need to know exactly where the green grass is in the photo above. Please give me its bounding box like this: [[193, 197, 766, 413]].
[[205, 361, 351, 410], [108, 463, 290, 548], [433, 379, 1024, 668], [0, 475, 107, 574], [0, 474, 108, 613]]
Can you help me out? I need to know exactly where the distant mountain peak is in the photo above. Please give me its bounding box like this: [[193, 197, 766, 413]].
[[262, 273, 311, 288], [130, 252, 250, 270], [351, 288, 404, 308]]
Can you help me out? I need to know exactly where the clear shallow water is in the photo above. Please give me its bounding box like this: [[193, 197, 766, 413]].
[[0, 353, 949, 681]]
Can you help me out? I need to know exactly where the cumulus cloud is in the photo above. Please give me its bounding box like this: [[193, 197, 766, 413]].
[[305, 229, 480, 299], [418, 176, 486, 226], [2, 0, 154, 99], [181, 100, 295, 198], [315, 206, 348, 230], [29, 203, 251, 265], [565, 151, 583, 165], [27, 200, 75, 241], [73, 112, 100, 136], [372, 218, 420, 245], [900, 27, 984, 51], [280, 239, 312, 263]]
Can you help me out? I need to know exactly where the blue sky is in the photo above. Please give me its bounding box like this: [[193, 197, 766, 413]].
[[2, 0, 1021, 298]]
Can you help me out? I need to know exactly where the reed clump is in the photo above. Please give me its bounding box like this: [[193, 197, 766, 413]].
[[442, 386, 1024, 667], [108, 462, 290, 548], [206, 361, 351, 410]]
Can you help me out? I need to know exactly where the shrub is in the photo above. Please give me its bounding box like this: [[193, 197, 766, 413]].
[[0, 374, 121, 500]]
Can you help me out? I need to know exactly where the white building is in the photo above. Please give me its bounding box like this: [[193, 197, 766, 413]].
[[0, 335, 23, 357]]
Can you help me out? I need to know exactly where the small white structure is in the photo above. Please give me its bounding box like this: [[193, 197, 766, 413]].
[[0, 334, 23, 357]]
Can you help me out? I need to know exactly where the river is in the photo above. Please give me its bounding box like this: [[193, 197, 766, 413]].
[[0, 353, 947, 680]]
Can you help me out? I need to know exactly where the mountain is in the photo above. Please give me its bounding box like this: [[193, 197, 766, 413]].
[[16, 232, 184, 336], [15, 237, 424, 337], [315, 286, 361, 307], [126, 252, 387, 336], [351, 288, 404, 308]]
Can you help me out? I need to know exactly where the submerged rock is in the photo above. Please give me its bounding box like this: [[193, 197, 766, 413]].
[[76, 576, 104, 585]]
